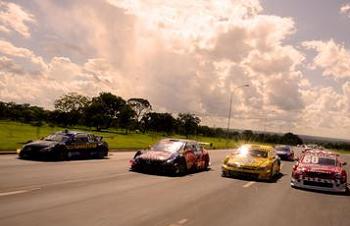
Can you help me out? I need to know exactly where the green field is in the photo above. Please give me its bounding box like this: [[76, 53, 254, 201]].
[[0, 120, 243, 152]]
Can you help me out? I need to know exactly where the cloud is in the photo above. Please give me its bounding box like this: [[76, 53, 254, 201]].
[[0, 56, 24, 75], [0, 54, 123, 107], [303, 39, 350, 79], [0, 39, 46, 75], [0, 0, 349, 139], [0, 1, 35, 38], [340, 4, 350, 17]]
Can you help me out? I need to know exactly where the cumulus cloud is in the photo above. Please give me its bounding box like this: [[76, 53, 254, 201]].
[[0, 56, 24, 75], [0, 54, 124, 107], [0, 39, 47, 76], [0, 1, 35, 38], [340, 4, 350, 17], [0, 0, 349, 139], [303, 39, 350, 79]]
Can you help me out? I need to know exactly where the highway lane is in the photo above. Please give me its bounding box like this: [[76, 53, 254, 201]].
[[0, 149, 349, 226]]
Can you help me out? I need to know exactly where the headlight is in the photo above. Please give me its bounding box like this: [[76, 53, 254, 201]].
[[166, 156, 177, 163], [335, 173, 342, 179], [40, 147, 53, 152], [16, 148, 22, 154], [226, 162, 240, 168], [223, 156, 230, 165], [259, 165, 270, 171]]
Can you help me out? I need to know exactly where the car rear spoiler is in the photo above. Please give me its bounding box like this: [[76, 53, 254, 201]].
[[199, 142, 211, 146]]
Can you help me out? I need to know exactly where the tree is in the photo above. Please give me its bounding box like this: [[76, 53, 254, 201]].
[[83, 100, 110, 131], [54, 92, 90, 113], [242, 130, 254, 140], [177, 113, 201, 138], [280, 132, 303, 145], [127, 98, 152, 127], [0, 101, 6, 119], [141, 112, 176, 134], [82, 92, 131, 131], [118, 105, 136, 133], [95, 92, 126, 119]]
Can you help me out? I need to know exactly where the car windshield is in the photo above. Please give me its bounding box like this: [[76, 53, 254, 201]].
[[236, 146, 268, 158], [44, 134, 69, 142], [151, 141, 184, 153], [301, 154, 336, 166], [275, 147, 290, 152]]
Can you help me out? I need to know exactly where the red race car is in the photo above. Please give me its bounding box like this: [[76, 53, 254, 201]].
[[291, 150, 348, 193], [130, 138, 210, 176]]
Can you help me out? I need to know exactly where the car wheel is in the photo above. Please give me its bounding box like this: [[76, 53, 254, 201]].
[[175, 159, 187, 176], [222, 170, 228, 177], [96, 147, 107, 159], [204, 158, 209, 171], [57, 147, 68, 161], [268, 164, 275, 182]]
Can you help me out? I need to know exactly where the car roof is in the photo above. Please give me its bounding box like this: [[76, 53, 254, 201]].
[[241, 144, 273, 152], [303, 149, 339, 157], [275, 145, 290, 148], [160, 138, 198, 144], [55, 130, 90, 136]]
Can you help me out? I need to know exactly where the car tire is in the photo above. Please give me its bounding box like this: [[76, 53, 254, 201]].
[[204, 157, 209, 171], [95, 146, 107, 159], [268, 164, 275, 182], [176, 159, 187, 176], [58, 148, 68, 161], [56, 148, 68, 161]]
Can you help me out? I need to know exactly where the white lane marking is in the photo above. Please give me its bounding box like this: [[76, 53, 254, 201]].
[[1, 172, 133, 193], [0, 188, 41, 197], [178, 218, 188, 224], [243, 181, 255, 188], [168, 218, 189, 226]]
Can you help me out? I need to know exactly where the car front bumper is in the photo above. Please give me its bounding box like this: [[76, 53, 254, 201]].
[[130, 160, 178, 174], [222, 164, 271, 180], [291, 177, 347, 193], [277, 153, 293, 161]]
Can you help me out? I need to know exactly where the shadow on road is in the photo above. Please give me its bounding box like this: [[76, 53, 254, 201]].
[[17, 156, 111, 162], [129, 167, 213, 178], [291, 186, 350, 197], [222, 172, 286, 183]]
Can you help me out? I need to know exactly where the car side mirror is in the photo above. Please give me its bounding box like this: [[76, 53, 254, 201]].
[[342, 162, 347, 166], [25, 140, 32, 144]]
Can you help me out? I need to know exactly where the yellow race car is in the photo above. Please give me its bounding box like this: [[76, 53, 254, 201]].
[[222, 144, 281, 181]]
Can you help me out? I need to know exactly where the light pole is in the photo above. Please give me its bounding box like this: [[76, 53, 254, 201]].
[[226, 84, 249, 141]]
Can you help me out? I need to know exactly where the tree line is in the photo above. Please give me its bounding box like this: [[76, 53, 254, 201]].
[[0, 92, 203, 137], [2, 92, 349, 149]]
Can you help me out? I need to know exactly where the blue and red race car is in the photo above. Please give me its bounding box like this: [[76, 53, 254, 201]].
[[130, 138, 210, 176]]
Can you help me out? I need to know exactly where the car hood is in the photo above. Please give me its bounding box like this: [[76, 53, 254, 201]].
[[137, 150, 173, 161], [298, 163, 342, 174], [276, 150, 290, 155], [24, 140, 58, 149], [227, 155, 270, 168]]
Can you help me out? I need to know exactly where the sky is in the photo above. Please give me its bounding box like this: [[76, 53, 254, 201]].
[[0, 0, 349, 139]]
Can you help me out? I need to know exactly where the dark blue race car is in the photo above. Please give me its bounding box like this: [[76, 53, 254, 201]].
[[18, 130, 108, 161], [274, 145, 294, 161]]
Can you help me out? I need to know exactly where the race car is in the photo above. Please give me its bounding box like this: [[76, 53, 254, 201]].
[[130, 138, 210, 176], [291, 150, 348, 193], [274, 145, 294, 161], [301, 144, 324, 153], [222, 144, 281, 181], [18, 130, 108, 160]]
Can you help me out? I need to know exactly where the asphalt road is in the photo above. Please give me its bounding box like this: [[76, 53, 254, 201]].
[[0, 149, 349, 226]]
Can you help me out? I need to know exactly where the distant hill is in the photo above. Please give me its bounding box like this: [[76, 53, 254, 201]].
[[298, 134, 350, 144], [228, 128, 350, 144]]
